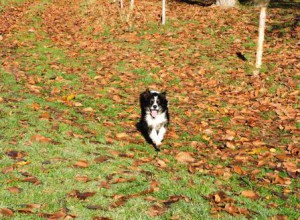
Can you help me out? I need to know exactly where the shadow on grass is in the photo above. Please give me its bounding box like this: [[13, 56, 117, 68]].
[[239, 0, 300, 9], [135, 121, 161, 152]]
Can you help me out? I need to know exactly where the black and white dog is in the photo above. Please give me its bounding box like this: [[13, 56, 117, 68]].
[[139, 89, 169, 151]]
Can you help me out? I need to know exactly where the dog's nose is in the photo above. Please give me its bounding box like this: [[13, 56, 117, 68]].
[[153, 105, 158, 109]]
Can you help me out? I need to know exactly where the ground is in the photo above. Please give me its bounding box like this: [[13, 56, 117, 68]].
[[0, 0, 299, 219]]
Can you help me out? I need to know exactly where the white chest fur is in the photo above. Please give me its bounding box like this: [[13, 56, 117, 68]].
[[145, 112, 167, 129]]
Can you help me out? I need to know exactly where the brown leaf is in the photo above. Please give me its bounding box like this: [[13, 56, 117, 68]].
[[31, 103, 41, 110], [0, 208, 14, 216], [30, 134, 51, 143], [17, 208, 33, 214], [175, 152, 195, 163], [224, 203, 248, 216], [2, 166, 14, 174], [83, 107, 94, 112], [148, 204, 167, 217], [110, 196, 128, 208], [233, 166, 245, 175], [67, 190, 96, 200], [252, 140, 266, 147], [269, 215, 288, 220], [99, 180, 111, 189], [155, 159, 168, 168], [5, 150, 27, 159], [73, 160, 89, 168], [116, 132, 129, 140], [112, 177, 136, 184], [210, 191, 235, 204], [21, 176, 41, 185], [241, 190, 259, 199], [39, 112, 51, 119], [7, 186, 22, 194], [93, 217, 113, 220], [38, 211, 66, 219], [24, 204, 41, 209], [162, 195, 190, 207], [94, 156, 111, 163], [75, 175, 92, 182]]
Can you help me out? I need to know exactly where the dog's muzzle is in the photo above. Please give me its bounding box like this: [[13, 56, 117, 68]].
[[150, 109, 158, 118]]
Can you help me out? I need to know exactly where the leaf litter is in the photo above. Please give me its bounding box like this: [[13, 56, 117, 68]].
[[0, 0, 299, 219]]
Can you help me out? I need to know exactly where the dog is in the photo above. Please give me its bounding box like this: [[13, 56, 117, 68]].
[[139, 89, 169, 151]]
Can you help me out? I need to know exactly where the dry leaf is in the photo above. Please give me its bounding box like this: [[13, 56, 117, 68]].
[[0, 208, 14, 216], [30, 134, 51, 143], [148, 204, 167, 217], [175, 152, 195, 163], [241, 190, 259, 199], [73, 160, 89, 168]]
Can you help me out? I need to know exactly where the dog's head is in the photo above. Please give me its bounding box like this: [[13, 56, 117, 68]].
[[140, 89, 168, 118]]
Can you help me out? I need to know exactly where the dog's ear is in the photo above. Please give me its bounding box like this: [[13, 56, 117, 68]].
[[140, 89, 151, 102], [161, 91, 167, 97]]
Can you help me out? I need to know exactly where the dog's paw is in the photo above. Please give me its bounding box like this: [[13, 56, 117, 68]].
[[155, 141, 162, 147]]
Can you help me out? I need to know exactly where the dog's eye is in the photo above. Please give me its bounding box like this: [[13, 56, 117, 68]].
[[157, 99, 160, 104], [150, 100, 154, 105]]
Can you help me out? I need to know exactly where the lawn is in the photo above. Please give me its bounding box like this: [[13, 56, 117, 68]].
[[0, 0, 299, 219]]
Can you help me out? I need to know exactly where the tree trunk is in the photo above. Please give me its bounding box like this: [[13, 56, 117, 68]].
[[255, 5, 267, 70], [162, 0, 166, 25], [130, 0, 134, 10], [216, 0, 236, 7]]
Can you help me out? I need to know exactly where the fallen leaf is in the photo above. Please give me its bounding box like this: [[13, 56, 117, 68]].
[[30, 134, 51, 143], [93, 217, 113, 220], [7, 186, 22, 194], [241, 190, 259, 199], [224, 203, 248, 216], [94, 156, 111, 163], [20, 176, 41, 185], [75, 175, 92, 182], [0, 208, 14, 216], [112, 177, 136, 184], [175, 152, 195, 163], [83, 107, 94, 112], [5, 150, 27, 160], [233, 166, 245, 175], [116, 132, 129, 140], [67, 190, 96, 200], [155, 159, 168, 168], [2, 166, 14, 174], [73, 160, 89, 168], [109, 196, 128, 208], [148, 204, 167, 217]]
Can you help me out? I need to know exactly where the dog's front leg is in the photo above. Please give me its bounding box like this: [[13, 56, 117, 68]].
[[149, 128, 161, 147], [157, 126, 166, 144]]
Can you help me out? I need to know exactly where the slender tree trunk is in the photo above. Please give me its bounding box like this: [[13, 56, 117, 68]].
[[216, 0, 236, 7], [130, 0, 134, 10], [162, 0, 166, 25], [126, 0, 135, 23], [120, 0, 123, 9], [255, 5, 267, 70]]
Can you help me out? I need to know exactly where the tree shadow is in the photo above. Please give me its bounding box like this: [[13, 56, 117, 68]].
[[239, 0, 300, 9], [269, 0, 300, 9], [173, 0, 215, 6], [269, 15, 299, 38]]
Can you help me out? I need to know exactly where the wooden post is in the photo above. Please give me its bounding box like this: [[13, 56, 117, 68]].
[[162, 0, 166, 25], [130, 0, 134, 10], [255, 6, 267, 70]]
